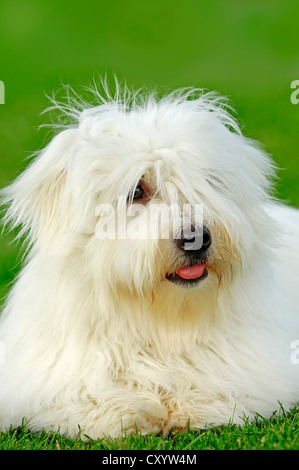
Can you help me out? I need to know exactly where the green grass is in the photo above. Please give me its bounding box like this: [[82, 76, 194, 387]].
[[0, 0, 299, 451], [1, 406, 299, 450]]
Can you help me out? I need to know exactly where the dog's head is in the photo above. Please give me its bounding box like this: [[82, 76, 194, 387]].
[[2, 84, 276, 298]]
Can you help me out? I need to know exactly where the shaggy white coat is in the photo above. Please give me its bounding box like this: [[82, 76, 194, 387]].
[[0, 84, 298, 439]]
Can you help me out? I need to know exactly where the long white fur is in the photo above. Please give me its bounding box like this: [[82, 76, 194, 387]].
[[0, 82, 298, 439]]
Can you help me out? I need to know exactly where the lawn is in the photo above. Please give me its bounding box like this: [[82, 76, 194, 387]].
[[0, 0, 298, 451], [1, 406, 299, 450]]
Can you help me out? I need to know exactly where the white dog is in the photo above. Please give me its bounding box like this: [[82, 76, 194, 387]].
[[0, 82, 298, 440]]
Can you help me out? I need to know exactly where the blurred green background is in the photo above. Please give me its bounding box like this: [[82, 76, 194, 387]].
[[0, 0, 299, 298]]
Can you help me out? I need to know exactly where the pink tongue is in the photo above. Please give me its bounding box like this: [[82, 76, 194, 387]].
[[177, 264, 206, 280]]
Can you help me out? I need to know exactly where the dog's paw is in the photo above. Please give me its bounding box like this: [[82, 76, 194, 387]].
[[119, 412, 165, 437]]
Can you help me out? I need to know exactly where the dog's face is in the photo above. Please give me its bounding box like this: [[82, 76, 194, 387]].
[[2, 89, 275, 299]]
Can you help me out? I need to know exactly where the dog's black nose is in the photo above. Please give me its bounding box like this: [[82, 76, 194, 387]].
[[175, 226, 211, 253]]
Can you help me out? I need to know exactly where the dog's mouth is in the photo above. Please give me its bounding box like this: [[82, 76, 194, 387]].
[[166, 263, 208, 287]]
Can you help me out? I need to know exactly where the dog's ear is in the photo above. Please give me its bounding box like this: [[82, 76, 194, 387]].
[[1, 128, 77, 247], [240, 137, 276, 203]]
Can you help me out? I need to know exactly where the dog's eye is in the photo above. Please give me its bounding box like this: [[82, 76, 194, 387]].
[[132, 184, 146, 201]]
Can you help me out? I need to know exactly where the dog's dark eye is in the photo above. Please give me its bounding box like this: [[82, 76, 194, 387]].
[[132, 184, 146, 201]]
